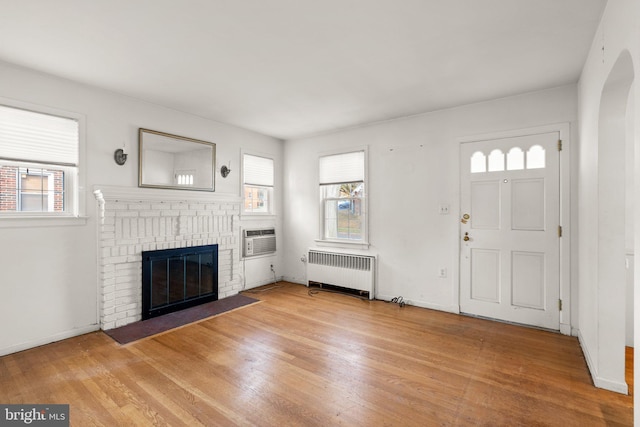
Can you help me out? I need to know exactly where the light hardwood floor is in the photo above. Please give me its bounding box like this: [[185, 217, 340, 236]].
[[0, 282, 633, 426]]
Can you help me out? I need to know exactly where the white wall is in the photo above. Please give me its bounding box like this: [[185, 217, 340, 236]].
[[283, 85, 577, 318], [626, 88, 635, 347], [576, 0, 640, 399], [0, 61, 283, 355]]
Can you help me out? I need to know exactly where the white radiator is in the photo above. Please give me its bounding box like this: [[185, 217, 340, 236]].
[[307, 250, 375, 299]]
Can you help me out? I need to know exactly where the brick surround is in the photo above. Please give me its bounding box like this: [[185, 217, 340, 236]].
[[94, 186, 242, 330]]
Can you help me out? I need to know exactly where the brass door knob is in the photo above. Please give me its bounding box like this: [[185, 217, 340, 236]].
[[463, 232, 470, 242]]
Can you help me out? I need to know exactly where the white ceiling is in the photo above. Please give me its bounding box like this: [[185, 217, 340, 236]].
[[0, 0, 606, 140]]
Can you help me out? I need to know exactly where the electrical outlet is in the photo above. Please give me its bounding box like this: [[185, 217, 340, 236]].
[[438, 268, 447, 278], [439, 204, 450, 215]]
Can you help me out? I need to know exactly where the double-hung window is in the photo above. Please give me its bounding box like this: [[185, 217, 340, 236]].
[[0, 104, 79, 216], [319, 150, 366, 242], [243, 154, 274, 214]]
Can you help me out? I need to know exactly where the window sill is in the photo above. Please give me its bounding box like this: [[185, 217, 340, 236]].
[[314, 239, 370, 251], [0, 215, 89, 228]]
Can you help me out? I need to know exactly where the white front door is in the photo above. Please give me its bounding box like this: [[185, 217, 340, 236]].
[[460, 132, 560, 330]]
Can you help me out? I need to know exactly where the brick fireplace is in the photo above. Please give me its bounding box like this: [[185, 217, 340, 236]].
[[93, 186, 242, 330]]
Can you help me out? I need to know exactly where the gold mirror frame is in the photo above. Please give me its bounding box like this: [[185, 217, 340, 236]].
[[138, 128, 216, 191]]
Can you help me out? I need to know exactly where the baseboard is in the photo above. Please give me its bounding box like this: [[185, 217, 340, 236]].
[[281, 276, 306, 286], [0, 324, 100, 357], [282, 280, 460, 313], [577, 329, 629, 395], [243, 276, 284, 290], [376, 293, 459, 314], [578, 329, 599, 387], [595, 376, 629, 394]]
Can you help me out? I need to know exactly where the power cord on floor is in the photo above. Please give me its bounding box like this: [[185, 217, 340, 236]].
[[242, 264, 282, 294], [244, 284, 282, 293], [387, 296, 406, 307]]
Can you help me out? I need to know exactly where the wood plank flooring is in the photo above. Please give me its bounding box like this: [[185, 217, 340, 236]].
[[0, 282, 633, 426]]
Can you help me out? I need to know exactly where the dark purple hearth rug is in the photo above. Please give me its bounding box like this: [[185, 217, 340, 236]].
[[104, 294, 259, 344]]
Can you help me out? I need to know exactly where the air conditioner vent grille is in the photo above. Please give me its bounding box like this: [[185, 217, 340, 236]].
[[246, 229, 275, 237], [253, 235, 276, 254], [243, 228, 276, 257]]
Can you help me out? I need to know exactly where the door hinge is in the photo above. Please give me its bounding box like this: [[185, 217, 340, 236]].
[[558, 140, 563, 151], [558, 225, 563, 237], [559, 299, 563, 311]]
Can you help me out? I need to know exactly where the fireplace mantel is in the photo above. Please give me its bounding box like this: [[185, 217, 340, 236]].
[[93, 184, 242, 203]]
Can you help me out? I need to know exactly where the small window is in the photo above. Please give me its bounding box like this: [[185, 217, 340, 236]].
[[175, 170, 195, 186], [527, 145, 546, 169], [0, 104, 78, 215], [319, 150, 366, 242], [507, 147, 525, 171], [488, 149, 505, 172], [243, 154, 274, 214], [470, 151, 486, 173], [19, 168, 63, 211]]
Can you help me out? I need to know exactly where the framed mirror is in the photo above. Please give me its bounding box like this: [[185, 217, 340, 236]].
[[139, 128, 216, 191]]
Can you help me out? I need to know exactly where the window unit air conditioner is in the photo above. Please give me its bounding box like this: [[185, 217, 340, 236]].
[[243, 228, 276, 257]]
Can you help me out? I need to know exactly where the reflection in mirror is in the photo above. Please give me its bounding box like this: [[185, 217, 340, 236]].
[[139, 129, 215, 191]]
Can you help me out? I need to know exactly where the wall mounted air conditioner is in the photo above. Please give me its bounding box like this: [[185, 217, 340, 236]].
[[243, 228, 276, 257]]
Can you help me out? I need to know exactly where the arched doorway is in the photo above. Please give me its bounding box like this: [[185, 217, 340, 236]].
[[597, 50, 635, 393]]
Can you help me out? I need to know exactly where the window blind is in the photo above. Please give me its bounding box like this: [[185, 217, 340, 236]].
[[244, 154, 274, 186], [0, 105, 79, 166], [319, 151, 364, 184]]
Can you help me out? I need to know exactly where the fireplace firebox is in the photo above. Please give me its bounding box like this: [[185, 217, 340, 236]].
[[141, 245, 218, 320]]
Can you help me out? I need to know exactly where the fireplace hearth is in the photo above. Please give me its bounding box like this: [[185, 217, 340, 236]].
[[142, 244, 218, 320]]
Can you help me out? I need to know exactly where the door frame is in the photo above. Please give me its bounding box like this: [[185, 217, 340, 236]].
[[456, 123, 572, 335]]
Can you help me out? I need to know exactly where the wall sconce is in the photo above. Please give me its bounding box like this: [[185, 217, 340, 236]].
[[220, 162, 231, 178], [114, 145, 128, 166]]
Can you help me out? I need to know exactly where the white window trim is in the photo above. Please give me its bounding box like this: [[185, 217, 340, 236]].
[[241, 151, 276, 217], [0, 97, 86, 221], [317, 146, 369, 246], [314, 238, 371, 250]]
